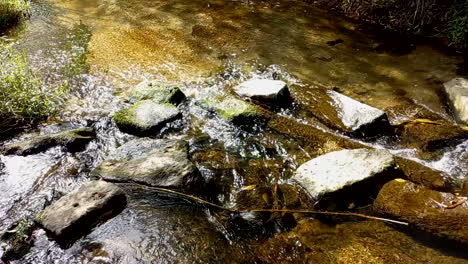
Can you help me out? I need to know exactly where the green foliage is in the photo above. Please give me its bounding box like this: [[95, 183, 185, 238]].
[[0, 48, 68, 132], [448, 2, 468, 48], [0, 0, 30, 30]]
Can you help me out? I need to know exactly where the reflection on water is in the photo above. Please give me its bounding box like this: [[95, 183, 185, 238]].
[[0, 0, 467, 263]]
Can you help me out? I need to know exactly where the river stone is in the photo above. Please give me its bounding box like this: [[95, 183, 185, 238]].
[[327, 90, 391, 137], [443, 78, 468, 123], [128, 80, 186, 105], [292, 148, 396, 198], [113, 100, 182, 136], [234, 79, 291, 106], [394, 157, 450, 191], [374, 179, 468, 244], [0, 127, 95, 156], [36, 181, 126, 247], [93, 138, 201, 191], [202, 96, 260, 125]]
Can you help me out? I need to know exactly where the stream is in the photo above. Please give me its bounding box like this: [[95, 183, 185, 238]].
[[1, 0, 468, 263]]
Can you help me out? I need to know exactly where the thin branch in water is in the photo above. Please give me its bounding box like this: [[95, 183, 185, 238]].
[[138, 185, 409, 226]]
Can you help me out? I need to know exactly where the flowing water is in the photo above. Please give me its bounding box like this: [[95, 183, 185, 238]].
[[1, 0, 468, 263]]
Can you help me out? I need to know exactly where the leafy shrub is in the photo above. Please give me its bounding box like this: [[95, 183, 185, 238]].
[[0, 48, 68, 134], [448, 2, 468, 48], [0, 0, 30, 30]]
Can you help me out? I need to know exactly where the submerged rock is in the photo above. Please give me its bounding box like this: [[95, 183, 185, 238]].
[[394, 157, 450, 191], [292, 148, 396, 199], [93, 138, 201, 191], [255, 219, 467, 263], [443, 78, 468, 123], [113, 100, 182, 136], [374, 179, 468, 244], [394, 119, 468, 159], [201, 96, 261, 125], [36, 181, 126, 247], [1, 127, 95, 156], [234, 79, 291, 107], [127, 80, 186, 105]]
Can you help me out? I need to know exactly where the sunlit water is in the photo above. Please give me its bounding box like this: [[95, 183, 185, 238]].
[[0, 0, 467, 263]]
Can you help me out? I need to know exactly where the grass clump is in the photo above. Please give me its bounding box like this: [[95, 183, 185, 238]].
[[0, 0, 30, 30], [0, 48, 68, 135], [448, 2, 468, 48]]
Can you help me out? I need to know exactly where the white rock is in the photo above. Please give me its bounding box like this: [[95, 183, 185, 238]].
[[443, 78, 468, 124], [327, 90, 389, 134], [234, 79, 290, 105], [292, 149, 395, 198]]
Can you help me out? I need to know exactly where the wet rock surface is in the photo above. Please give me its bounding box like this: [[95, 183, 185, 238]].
[[36, 181, 126, 247], [93, 138, 202, 191], [444, 78, 468, 124], [292, 149, 397, 199], [327, 90, 391, 137], [234, 79, 291, 107], [394, 119, 468, 159], [394, 157, 450, 191], [0, 127, 95, 156], [201, 96, 262, 126], [255, 219, 468, 264], [297, 89, 391, 137], [127, 80, 186, 105], [113, 100, 182, 136], [374, 179, 468, 244]]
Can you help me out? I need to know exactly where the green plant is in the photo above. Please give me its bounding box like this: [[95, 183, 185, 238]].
[[448, 2, 468, 48], [0, 0, 30, 30], [0, 48, 68, 133]]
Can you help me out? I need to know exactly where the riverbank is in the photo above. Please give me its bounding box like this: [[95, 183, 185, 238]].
[[309, 0, 468, 51]]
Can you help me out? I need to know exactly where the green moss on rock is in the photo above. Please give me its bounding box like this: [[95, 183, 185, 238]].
[[202, 96, 260, 125], [128, 80, 186, 105], [113, 100, 182, 136]]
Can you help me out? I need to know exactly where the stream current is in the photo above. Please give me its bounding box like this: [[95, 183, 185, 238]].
[[0, 0, 468, 263]]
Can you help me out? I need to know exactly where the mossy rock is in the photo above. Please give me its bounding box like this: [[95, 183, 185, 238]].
[[1, 219, 35, 262], [113, 100, 182, 137], [127, 80, 186, 105], [201, 96, 261, 126], [0, 127, 95, 156]]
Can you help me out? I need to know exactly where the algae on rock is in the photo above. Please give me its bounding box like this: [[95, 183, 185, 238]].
[[113, 100, 182, 136], [127, 80, 186, 105]]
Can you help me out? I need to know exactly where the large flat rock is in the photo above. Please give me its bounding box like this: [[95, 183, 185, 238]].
[[113, 100, 182, 136], [444, 78, 468, 124], [292, 148, 396, 198], [93, 138, 201, 191], [234, 79, 291, 107], [36, 181, 126, 247]]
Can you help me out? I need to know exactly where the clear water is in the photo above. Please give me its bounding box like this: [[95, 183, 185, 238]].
[[0, 0, 467, 262]]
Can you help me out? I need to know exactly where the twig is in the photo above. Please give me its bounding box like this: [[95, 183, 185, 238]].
[[138, 185, 409, 226]]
